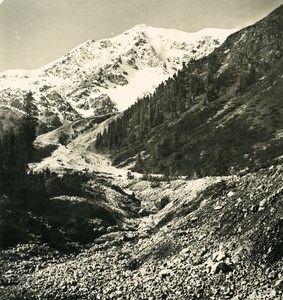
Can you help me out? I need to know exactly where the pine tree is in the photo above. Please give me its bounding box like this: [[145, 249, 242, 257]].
[[22, 92, 38, 171], [0, 136, 3, 195]]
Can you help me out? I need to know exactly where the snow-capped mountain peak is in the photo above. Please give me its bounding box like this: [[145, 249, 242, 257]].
[[0, 25, 237, 128]]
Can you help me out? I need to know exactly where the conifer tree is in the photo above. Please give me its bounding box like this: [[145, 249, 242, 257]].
[[22, 91, 38, 171]]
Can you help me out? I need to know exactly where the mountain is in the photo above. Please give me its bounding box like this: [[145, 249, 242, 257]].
[[1, 6, 283, 300], [0, 25, 236, 132], [95, 5, 283, 177]]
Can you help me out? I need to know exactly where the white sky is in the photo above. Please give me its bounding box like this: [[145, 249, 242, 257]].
[[0, 0, 282, 71]]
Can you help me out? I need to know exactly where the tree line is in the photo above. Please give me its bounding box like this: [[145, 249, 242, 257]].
[[95, 54, 240, 149], [94, 24, 280, 176], [0, 92, 38, 198]]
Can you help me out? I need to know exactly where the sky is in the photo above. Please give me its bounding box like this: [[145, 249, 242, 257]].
[[0, 0, 282, 71]]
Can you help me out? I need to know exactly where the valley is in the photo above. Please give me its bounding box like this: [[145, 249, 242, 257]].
[[1, 164, 283, 299], [0, 4, 283, 300]]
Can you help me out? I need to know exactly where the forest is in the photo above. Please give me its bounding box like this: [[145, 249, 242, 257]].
[[95, 55, 259, 176], [95, 18, 283, 177]]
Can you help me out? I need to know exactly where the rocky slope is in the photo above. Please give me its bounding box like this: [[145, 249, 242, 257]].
[[0, 26, 235, 129], [1, 164, 282, 299]]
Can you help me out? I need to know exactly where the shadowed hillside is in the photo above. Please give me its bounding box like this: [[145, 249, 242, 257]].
[[95, 5, 283, 177]]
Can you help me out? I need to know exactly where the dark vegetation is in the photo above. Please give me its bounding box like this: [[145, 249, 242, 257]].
[[95, 5, 283, 177], [0, 93, 125, 251], [0, 92, 37, 197], [0, 165, 125, 251]]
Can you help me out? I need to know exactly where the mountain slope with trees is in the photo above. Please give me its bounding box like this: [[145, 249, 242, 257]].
[[95, 5, 283, 177], [0, 92, 38, 197]]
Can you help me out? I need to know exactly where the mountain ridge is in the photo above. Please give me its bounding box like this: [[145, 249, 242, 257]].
[[0, 25, 236, 132]]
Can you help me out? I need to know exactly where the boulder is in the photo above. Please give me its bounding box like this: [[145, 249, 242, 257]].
[[180, 248, 190, 255], [212, 250, 228, 262], [213, 262, 233, 274], [138, 208, 150, 217], [107, 225, 119, 233], [95, 232, 125, 244], [250, 205, 259, 212], [159, 269, 172, 278]]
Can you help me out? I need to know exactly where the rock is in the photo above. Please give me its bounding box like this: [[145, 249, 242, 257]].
[[274, 278, 283, 290], [200, 247, 208, 257], [212, 250, 228, 262], [95, 232, 125, 244], [193, 256, 203, 266], [250, 205, 259, 212], [259, 199, 267, 208], [269, 289, 277, 297], [214, 205, 223, 210], [138, 208, 150, 217], [180, 248, 190, 255], [107, 225, 119, 233], [227, 191, 235, 197], [191, 216, 198, 222], [159, 269, 172, 278], [198, 234, 206, 241], [213, 262, 233, 274]]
